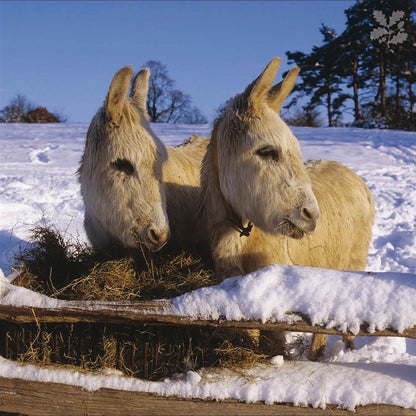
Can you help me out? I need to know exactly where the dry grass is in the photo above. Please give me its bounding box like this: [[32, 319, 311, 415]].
[[215, 339, 267, 369], [1, 322, 269, 380], [13, 223, 217, 301], [7, 223, 272, 378]]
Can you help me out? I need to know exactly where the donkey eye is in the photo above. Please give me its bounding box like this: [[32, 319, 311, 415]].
[[255, 146, 279, 162], [111, 159, 135, 175]]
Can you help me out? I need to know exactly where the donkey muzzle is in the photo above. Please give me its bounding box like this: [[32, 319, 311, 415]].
[[146, 227, 170, 252], [281, 194, 320, 239], [131, 224, 170, 252], [289, 202, 320, 236], [300, 205, 319, 233]]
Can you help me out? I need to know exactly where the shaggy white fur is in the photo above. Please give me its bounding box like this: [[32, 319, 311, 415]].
[[198, 58, 374, 279], [79, 66, 209, 252]]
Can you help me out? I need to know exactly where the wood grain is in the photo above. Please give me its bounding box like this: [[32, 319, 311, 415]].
[[0, 302, 415, 339], [0, 377, 414, 416]]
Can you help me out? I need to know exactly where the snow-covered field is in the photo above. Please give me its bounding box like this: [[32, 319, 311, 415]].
[[0, 122, 416, 411]]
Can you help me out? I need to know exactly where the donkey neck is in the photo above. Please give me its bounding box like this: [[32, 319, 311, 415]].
[[199, 140, 253, 242], [210, 127, 253, 237], [162, 138, 209, 247]]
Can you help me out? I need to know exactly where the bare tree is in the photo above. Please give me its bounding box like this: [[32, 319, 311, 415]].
[[0, 94, 34, 122], [0, 94, 67, 123], [181, 106, 208, 124], [144, 60, 206, 124], [165, 89, 191, 123]]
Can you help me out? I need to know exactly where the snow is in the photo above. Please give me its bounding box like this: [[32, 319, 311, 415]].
[[0, 342, 415, 411], [0, 122, 416, 411], [171, 265, 416, 335], [0, 271, 61, 309], [2, 263, 415, 336]]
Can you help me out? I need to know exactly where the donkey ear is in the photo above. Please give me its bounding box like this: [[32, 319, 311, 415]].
[[105, 66, 133, 125], [244, 58, 282, 106], [267, 66, 300, 113], [130, 67, 150, 110]]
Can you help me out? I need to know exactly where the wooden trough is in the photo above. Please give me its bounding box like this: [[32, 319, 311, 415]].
[[0, 277, 416, 415]]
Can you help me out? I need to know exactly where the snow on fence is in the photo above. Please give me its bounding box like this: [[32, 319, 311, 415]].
[[0, 376, 414, 416], [1, 297, 416, 338], [1, 264, 416, 415]]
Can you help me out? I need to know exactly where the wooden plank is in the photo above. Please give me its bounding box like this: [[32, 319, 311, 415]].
[[0, 302, 415, 339], [0, 376, 414, 416]]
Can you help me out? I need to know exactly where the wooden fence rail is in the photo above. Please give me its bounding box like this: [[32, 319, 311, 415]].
[[0, 301, 415, 339], [0, 376, 415, 416], [1, 281, 416, 415]]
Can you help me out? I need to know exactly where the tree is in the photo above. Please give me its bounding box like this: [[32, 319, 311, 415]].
[[386, 5, 416, 130], [345, 0, 416, 127], [334, 6, 371, 123], [283, 105, 323, 127], [0, 94, 67, 123], [144, 60, 207, 124], [286, 25, 344, 126], [164, 89, 191, 123], [0, 94, 34, 122], [402, 25, 416, 130], [285, 0, 416, 130], [181, 106, 208, 124], [26, 107, 60, 123]]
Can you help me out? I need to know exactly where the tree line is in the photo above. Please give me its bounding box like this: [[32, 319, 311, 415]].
[[0, 94, 67, 123], [1, 60, 207, 125], [284, 0, 416, 130]]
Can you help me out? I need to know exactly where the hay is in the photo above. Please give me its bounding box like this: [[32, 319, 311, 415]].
[[7, 223, 273, 379], [1, 322, 269, 380], [215, 340, 267, 369], [13, 223, 217, 301]]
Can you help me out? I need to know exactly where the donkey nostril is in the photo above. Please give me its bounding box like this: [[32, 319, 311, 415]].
[[147, 227, 169, 251], [302, 208, 313, 220], [149, 229, 160, 243]]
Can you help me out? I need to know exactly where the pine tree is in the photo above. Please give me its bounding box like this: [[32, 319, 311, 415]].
[[402, 22, 416, 130], [346, 0, 416, 128], [334, 6, 372, 123], [286, 0, 416, 130], [286, 25, 344, 127]]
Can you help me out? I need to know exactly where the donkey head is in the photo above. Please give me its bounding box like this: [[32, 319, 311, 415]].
[[80, 66, 170, 251], [213, 58, 319, 238]]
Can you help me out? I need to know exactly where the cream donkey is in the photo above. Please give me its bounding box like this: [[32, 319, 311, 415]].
[[79, 66, 208, 252], [198, 58, 375, 357]]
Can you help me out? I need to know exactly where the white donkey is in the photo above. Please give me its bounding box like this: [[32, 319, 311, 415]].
[[198, 58, 375, 357], [79, 66, 208, 252]]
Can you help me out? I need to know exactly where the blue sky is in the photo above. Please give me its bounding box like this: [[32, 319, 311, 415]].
[[1, 1, 355, 123]]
